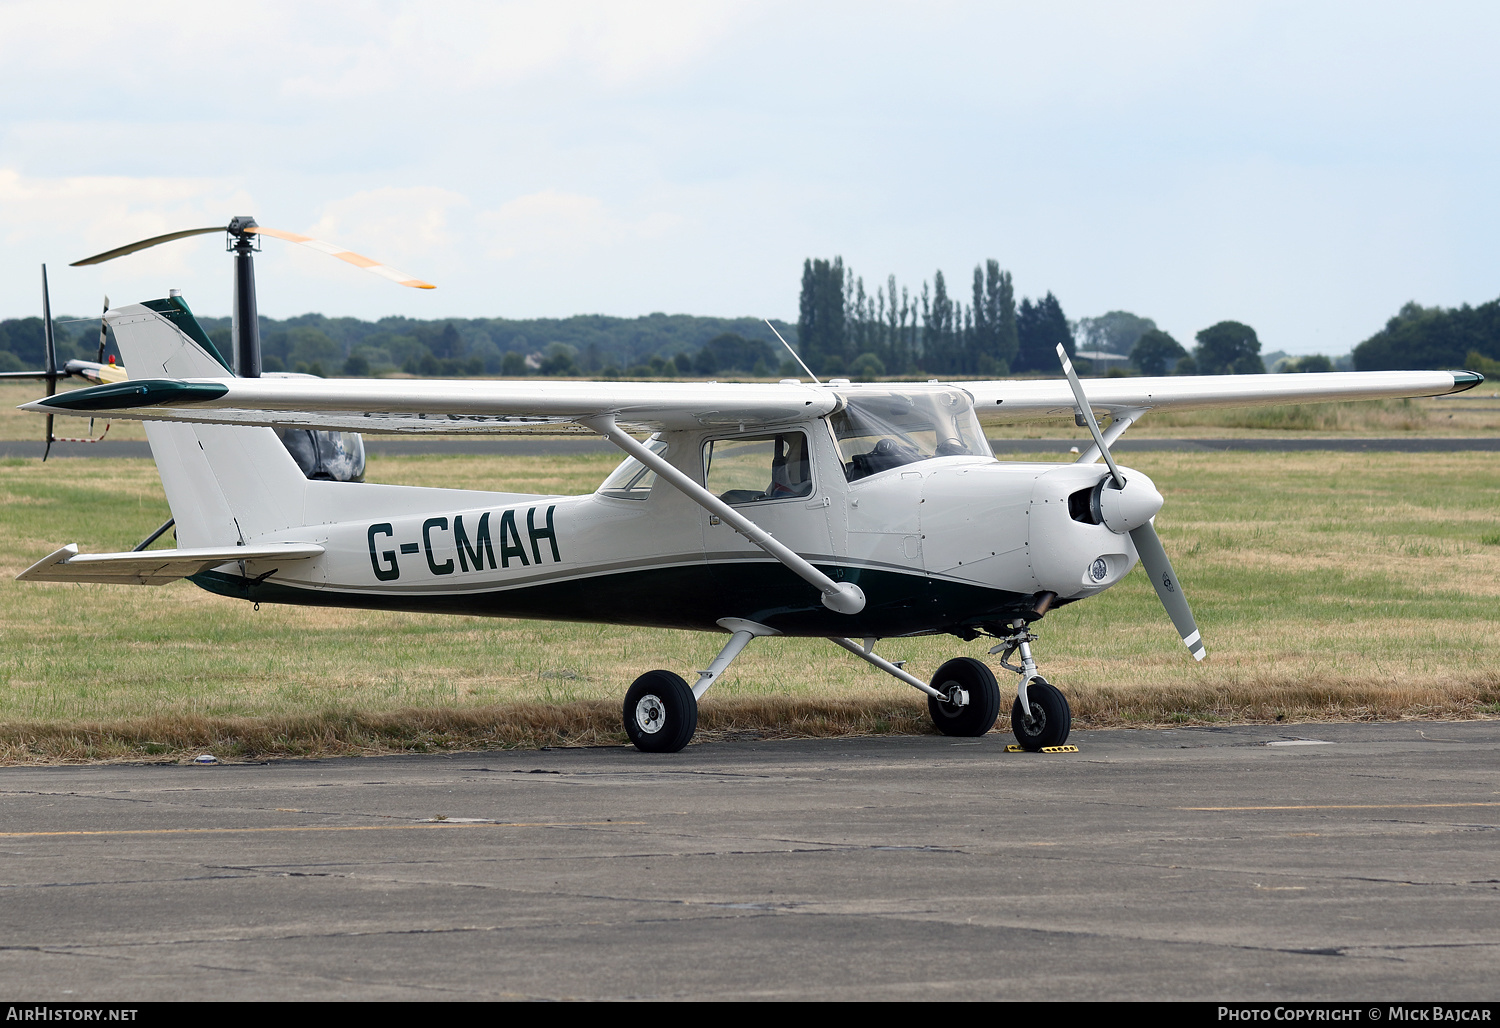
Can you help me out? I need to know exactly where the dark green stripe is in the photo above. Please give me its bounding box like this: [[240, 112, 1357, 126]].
[[39, 379, 228, 411], [142, 296, 233, 372], [189, 562, 1058, 638], [1448, 370, 1484, 393]]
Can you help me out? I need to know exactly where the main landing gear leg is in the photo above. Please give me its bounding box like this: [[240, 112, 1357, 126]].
[[829, 638, 1001, 737], [623, 618, 778, 754], [991, 618, 1071, 751]]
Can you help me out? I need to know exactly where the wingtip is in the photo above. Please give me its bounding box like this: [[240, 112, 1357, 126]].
[[1449, 370, 1485, 394]]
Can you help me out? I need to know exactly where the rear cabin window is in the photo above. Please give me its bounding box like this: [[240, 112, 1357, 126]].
[[703, 432, 813, 504], [829, 389, 988, 481]]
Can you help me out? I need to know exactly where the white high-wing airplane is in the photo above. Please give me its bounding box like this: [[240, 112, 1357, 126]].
[[17, 297, 1484, 752]]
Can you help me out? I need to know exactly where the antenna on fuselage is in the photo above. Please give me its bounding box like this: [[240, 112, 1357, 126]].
[[763, 318, 820, 385]]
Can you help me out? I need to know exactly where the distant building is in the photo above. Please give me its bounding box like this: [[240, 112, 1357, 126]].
[[1072, 349, 1130, 373]]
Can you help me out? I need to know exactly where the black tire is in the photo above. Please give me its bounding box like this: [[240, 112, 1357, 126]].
[[927, 657, 1001, 737], [623, 670, 698, 753], [1011, 677, 1071, 751]]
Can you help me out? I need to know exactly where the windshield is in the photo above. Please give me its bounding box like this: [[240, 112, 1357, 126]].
[[597, 435, 667, 499], [829, 388, 988, 481]]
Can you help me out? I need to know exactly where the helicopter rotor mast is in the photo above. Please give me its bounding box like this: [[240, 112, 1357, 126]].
[[226, 217, 261, 378]]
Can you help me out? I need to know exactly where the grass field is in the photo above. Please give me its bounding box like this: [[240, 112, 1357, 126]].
[[0, 445, 1497, 762]]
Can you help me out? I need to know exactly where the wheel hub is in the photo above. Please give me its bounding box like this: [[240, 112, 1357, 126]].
[[936, 683, 969, 714], [634, 694, 665, 734]]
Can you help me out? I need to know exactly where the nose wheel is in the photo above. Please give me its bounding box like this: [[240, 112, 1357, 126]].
[[992, 619, 1073, 751], [1011, 675, 1071, 750]]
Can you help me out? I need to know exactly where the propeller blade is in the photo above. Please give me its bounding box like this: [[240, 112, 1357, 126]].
[[42, 265, 56, 462], [41, 266, 56, 390], [70, 227, 225, 266], [1055, 343, 1124, 488], [1129, 521, 1206, 661], [246, 227, 435, 289], [97, 295, 109, 363]]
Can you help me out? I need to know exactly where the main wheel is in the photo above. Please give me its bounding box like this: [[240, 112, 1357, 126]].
[[1011, 676, 1071, 751], [927, 657, 1001, 737], [623, 670, 698, 753]]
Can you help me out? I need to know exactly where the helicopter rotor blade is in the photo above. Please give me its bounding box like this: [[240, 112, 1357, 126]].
[[1055, 342, 1205, 660], [70, 227, 226, 266], [245, 226, 435, 289]]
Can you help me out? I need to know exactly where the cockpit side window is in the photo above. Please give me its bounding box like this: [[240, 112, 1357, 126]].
[[597, 435, 668, 500], [703, 432, 813, 505], [830, 389, 988, 482]]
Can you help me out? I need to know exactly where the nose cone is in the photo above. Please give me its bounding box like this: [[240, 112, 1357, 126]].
[[1098, 471, 1163, 534]]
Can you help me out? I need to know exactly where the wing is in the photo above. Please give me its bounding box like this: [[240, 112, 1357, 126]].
[[24, 375, 840, 434], [17, 301, 1480, 434], [17, 303, 837, 434], [18, 543, 324, 585], [963, 371, 1482, 423]]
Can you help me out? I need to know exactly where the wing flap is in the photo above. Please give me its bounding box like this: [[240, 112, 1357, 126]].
[[18, 543, 324, 585]]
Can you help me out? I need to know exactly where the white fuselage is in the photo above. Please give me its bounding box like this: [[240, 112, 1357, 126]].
[[206, 417, 1143, 638]]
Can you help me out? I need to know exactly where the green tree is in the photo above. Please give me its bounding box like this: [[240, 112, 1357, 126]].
[[971, 259, 1016, 374], [923, 270, 957, 373], [1193, 321, 1265, 375], [1015, 293, 1073, 373], [1076, 311, 1157, 357], [433, 322, 463, 359], [849, 352, 885, 380], [797, 257, 845, 374], [1282, 354, 1333, 373], [1130, 329, 1187, 376], [1353, 298, 1500, 370]]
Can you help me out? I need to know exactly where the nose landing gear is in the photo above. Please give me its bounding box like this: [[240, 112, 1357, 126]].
[[991, 619, 1072, 750]]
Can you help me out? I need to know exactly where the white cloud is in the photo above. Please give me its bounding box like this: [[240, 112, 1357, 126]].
[[481, 190, 680, 261]]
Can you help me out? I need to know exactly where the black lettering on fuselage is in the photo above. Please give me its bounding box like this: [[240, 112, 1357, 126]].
[[368, 523, 399, 581], [497, 510, 530, 568], [454, 513, 496, 571], [422, 517, 454, 575], [528, 505, 560, 564], [368, 507, 560, 580]]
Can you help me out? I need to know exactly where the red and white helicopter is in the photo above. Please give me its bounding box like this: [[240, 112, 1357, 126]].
[[17, 289, 1482, 752]]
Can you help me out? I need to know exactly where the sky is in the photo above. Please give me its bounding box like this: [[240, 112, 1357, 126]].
[[1, 1, 1497, 355]]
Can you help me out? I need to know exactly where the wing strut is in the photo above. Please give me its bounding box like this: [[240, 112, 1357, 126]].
[[583, 416, 865, 615]]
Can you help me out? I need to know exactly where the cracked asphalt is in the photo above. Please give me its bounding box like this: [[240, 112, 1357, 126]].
[[1, 722, 1497, 1001]]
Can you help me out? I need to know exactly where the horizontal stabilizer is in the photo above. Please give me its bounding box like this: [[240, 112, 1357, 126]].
[[17, 542, 324, 586]]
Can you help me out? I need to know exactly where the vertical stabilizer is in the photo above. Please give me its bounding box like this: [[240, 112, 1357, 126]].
[[108, 301, 308, 547]]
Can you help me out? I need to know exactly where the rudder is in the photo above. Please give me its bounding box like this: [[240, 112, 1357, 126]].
[[109, 299, 309, 547]]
